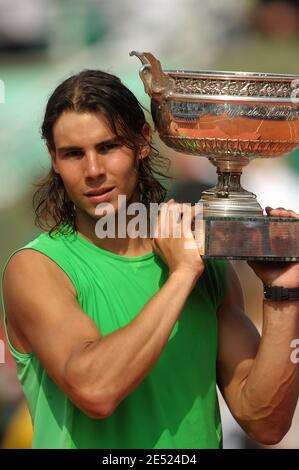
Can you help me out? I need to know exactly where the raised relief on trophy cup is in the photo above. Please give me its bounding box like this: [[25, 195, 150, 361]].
[[130, 51, 299, 261]]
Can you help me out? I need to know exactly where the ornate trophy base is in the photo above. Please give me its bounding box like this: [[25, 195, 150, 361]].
[[200, 168, 263, 217], [195, 167, 298, 261], [198, 216, 299, 261]]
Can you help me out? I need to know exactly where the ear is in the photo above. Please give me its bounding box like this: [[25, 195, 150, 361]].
[[48, 145, 59, 174], [139, 123, 151, 160]]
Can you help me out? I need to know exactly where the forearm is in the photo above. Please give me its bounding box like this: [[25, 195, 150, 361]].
[[239, 300, 299, 443], [65, 269, 199, 415]]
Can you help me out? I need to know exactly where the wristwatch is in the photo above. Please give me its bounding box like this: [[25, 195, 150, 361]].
[[264, 285, 299, 301]]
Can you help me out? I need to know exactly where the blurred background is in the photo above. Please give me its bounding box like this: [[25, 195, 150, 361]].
[[0, 0, 298, 449]]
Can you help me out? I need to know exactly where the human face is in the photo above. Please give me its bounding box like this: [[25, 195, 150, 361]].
[[51, 111, 143, 223]]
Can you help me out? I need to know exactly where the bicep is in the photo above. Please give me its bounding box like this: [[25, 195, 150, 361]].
[[216, 263, 260, 413], [3, 249, 101, 392]]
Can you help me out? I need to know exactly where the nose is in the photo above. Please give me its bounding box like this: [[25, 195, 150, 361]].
[[84, 152, 105, 179]]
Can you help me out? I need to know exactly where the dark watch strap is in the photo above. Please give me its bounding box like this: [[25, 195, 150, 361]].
[[264, 285, 299, 301]]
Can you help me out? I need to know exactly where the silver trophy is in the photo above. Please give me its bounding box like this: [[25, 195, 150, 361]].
[[131, 51, 299, 261]]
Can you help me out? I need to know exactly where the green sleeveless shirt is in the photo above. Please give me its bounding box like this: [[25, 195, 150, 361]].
[[1, 229, 227, 449]]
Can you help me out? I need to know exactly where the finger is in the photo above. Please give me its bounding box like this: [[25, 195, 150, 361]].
[[166, 203, 183, 238], [171, 203, 203, 221], [282, 209, 299, 219], [150, 202, 173, 239], [162, 203, 196, 239], [288, 210, 299, 219], [266, 207, 299, 219], [152, 203, 168, 238], [155, 202, 181, 239], [159, 203, 172, 238], [167, 204, 195, 237], [170, 204, 203, 240], [155, 203, 204, 240]]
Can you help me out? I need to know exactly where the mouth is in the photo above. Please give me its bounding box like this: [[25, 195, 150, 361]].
[[84, 186, 115, 203]]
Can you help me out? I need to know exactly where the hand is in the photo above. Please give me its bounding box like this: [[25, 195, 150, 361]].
[[248, 206, 299, 288], [151, 199, 204, 279]]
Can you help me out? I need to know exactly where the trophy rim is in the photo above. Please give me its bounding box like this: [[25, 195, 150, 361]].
[[165, 69, 299, 80]]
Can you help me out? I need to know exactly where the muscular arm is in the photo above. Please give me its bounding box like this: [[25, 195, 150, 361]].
[[3, 248, 199, 419], [217, 263, 299, 445]]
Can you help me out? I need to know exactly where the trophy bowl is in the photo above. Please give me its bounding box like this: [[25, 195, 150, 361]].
[[131, 51, 299, 260]]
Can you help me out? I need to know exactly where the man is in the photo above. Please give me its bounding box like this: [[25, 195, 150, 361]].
[[1, 70, 299, 449]]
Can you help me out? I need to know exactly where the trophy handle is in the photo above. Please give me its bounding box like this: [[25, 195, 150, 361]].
[[129, 51, 174, 102]]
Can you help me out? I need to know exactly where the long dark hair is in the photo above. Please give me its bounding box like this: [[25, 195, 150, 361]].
[[33, 69, 171, 236]]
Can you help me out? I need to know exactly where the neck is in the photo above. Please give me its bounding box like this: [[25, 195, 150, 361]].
[[75, 199, 153, 257]]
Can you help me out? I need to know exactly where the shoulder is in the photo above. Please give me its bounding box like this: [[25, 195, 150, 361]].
[[5, 245, 61, 273], [3, 243, 77, 302], [4, 228, 80, 293], [2, 242, 76, 354], [3, 241, 78, 342]]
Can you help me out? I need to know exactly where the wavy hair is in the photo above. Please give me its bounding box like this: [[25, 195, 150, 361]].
[[33, 69, 171, 236]]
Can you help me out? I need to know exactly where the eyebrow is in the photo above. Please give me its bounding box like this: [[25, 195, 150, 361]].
[[57, 137, 122, 153]]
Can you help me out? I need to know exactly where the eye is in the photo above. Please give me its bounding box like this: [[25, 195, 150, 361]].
[[99, 143, 121, 154], [64, 150, 83, 158]]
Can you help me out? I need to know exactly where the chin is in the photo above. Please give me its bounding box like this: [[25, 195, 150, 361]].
[[94, 198, 118, 215]]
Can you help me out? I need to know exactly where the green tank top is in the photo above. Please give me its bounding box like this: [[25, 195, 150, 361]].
[[1, 229, 227, 449]]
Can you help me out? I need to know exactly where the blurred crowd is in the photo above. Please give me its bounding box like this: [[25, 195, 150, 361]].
[[255, 0, 299, 38], [0, 0, 298, 449], [0, 1, 298, 57]]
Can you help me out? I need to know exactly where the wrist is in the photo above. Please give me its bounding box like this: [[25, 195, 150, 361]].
[[169, 266, 203, 284], [267, 280, 299, 289], [263, 285, 299, 302]]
